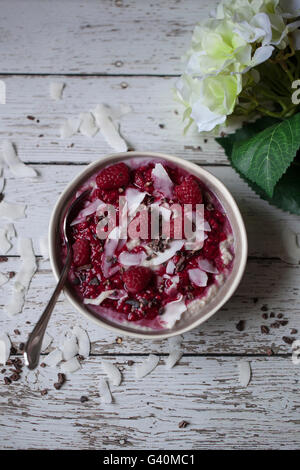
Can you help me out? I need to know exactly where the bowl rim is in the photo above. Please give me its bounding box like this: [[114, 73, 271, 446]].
[[49, 151, 248, 339]]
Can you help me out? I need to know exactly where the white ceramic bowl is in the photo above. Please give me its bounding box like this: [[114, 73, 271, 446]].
[[49, 151, 247, 339]]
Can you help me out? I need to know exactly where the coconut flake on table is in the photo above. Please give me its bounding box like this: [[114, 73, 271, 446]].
[[143, 239, 184, 267], [0, 333, 11, 365], [135, 354, 159, 379], [0, 201, 26, 220], [279, 228, 300, 264], [118, 250, 147, 267], [159, 296, 187, 329], [198, 258, 218, 274], [2, 141, 37, 178], [168, 334, 183, 351], [238, 361, 252, 387], [73, 326, 90, 358], [61, 334, 79, 360], [165, 349, 183, 369], [5, 238, 37, 316], [188, 268, 208, 287], [41, 332, 53, 352], [79, 112, 99, 138], [101, 360, 122, 386], [93, 103, 128, 152], [44, 348, 63, 367], [50, 81, 65, 100], [0, 176, 5, 193], [60, 116, 81, 139], [151, 163, 174, 199], [0, 223, 15, 254], [39, 234, 49, 261], [125, 188, 147, 218], [0, 272, 9, 287], [60, 357, 81, 374], [99, 378, 113, 404]]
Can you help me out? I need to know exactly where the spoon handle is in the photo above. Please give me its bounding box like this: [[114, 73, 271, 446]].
[[24, 252, 71, 370]]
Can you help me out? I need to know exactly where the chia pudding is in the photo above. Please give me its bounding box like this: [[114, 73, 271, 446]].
[[60, 158, 234, 330]]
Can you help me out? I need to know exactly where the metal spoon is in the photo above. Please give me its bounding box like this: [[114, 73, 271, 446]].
[[24, 189, 90, 370]]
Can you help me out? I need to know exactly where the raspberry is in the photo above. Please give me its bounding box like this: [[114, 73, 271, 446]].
[[96, 163, 130, 190], [174, 176, 202, 204], [72, 239, 90, 266], [123, 266, 153, 294]]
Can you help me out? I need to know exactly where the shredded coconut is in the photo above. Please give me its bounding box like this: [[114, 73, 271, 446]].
[[135, 354, 159, 379], [0, 333, 11, 365], [93, 103, 128, 152], [5, 238, 37, 316], [50, 81, 65, 100], [0, 201, 26, 220], [101, 360, 122, 386], [2, 141, 37, 178], [238, 361, 252, 387]]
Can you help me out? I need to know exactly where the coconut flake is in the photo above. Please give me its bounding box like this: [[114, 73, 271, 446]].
[[163, 274, 179, 296], [73, 326, 90, 358], [165, 350, 183, 369], [0, 272, 9, 286], [144, 239, 184, 267], [204, 220, 211, 231], [166, 260, 175, 275], [44, 348, 63, 367], [151, 163, 174, 199], [0, 201, 26, 220], [50, 81, 65, 100], [188, 268, 208, 287], [238, 361, 251, 387], [5, 238, 37, 316], [0, 223, 15, 253], [93, 103, 128, 152], [0, 333, 11, 365], [84, 289, 115, 306], [168, 334, 183, 351], [197, 258, 218, 274], [99, 378, 113, 403], [125, 188, 147, 218], [61, 357, 81, 374], [41, 332, 53, 352], [135, 354, 159, 379], [2, 141, 37, 178], [101, 360, 122, 386], [61, 334, 79, 360], [279, 228, 300, 264], [79, 112, 99, 137], [118, 250, 146, 266], [71, 199, 104, 226], [160, 296, 187, 328], [60, 116, 81, 138]]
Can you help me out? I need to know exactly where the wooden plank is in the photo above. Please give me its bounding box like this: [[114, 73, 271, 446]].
[[1, 164, 299, 258], [0, 356, 299, 449], [0, 0, 214, 75], [1, 258, 299, 354], [0, 75, 227, 164]]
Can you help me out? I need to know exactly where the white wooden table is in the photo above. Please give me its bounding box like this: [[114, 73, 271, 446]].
[[0, 0, 300, 450]]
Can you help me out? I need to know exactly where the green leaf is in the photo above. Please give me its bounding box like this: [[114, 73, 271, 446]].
[[231, 113, 300, 197], [216, 117, 300, 215]]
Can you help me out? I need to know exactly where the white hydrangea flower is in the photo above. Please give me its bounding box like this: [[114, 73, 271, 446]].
[[176, 0, 300, 133], [176, 73, 242, 132]]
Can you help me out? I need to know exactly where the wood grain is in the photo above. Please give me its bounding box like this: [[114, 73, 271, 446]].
[[1, 75, 228, 164], [1, 356, 299, 449], [0, 258, 299, 355], [0, 0, 214, 75]]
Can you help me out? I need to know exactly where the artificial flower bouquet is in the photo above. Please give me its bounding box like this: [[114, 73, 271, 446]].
[[176, 0, 300, 214]]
